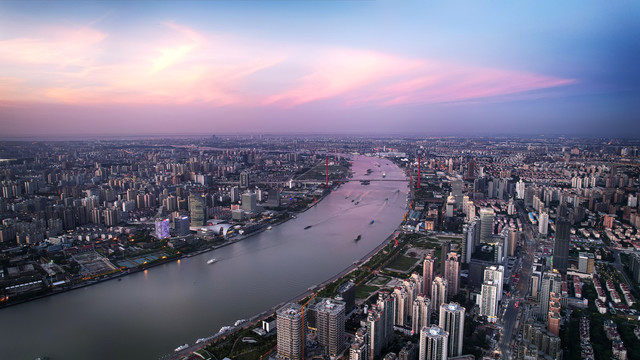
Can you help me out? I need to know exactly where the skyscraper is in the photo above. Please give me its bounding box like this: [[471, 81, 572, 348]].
[[277, 303, 305, 360], [230, 186, 240, 203], [314, 298, 346, 358], [366, 308, 383, 360], [463, 219, 478, 263], [376, 292, 395, 348], [483, 265, 504, 301], [175, 216, 190, 236], [240, 171, 250, 188], [540, 271, 562, 321], [241, 191, 257, 213], [538, 210, 549, 235], [479, 208, 494, 243], [516, 179, 525, 199], [553, 218, 570, 273], [393, 287, 408, 326], [412, 295, 431, 335], [507, 226, 517, 257], [189, 193, 205, 227], [444, 252, 460, 298], [423, 255, 435, 297], [419, 325, 449, 360], [440, 242, 450, 274], [431, 276, 447, 311], [439, 302, 465, 357], [350, 327, 368, 360], [479, 280, 498, 322], [154, 218, 170, 239]]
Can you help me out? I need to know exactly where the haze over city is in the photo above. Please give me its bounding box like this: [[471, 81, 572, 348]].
[[1, 0, 639, 138]]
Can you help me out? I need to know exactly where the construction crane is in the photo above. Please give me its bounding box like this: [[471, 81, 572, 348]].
[[299, 291, 318, 360]]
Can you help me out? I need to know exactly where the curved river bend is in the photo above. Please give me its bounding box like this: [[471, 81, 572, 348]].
[[0, 156, 408, 360]]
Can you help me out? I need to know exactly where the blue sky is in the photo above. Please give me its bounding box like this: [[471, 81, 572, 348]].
[[0, 0, 638, 137]]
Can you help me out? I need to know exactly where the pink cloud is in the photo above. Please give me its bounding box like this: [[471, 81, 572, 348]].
[[263, 49, 424, 107], [0, 22, 575, 109], [0, 26, 106, 67]]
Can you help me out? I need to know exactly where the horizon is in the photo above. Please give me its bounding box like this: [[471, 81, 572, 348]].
[[1, 1, 639, 138]]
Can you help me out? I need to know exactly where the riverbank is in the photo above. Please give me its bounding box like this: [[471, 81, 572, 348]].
[[160, 225, 404, 360], [0, 187, 336, 311]]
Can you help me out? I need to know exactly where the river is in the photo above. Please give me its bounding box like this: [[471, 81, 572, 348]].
[[0, 156, 408, 360]]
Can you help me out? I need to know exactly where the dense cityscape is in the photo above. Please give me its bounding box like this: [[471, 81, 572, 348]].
[[2, 0, 639, 359], [1, 136, 640, 360]]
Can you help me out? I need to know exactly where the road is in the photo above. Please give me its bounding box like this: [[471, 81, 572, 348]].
[[497, 203, 536, 359]]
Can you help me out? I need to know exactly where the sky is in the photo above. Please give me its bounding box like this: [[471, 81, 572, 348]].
[[1, 1, 639, 138]]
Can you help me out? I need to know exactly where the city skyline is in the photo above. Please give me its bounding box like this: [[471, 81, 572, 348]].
[[1, 1, 639, 138]]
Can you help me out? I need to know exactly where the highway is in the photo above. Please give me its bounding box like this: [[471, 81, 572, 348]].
[[497, 203, 536, 359]]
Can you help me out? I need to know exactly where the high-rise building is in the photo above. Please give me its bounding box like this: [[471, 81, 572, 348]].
[[516, 179, 525, 199], [240, 171, 250, 188], [463, 219, 478, 263], [479, 280, 498, 322], [175, 216, 190, 236], [338, 280, 356, 313], [507, 198, 516, 215], [398, 342, 417, 360], [423, 255, 435, 297], [412, 295, 430, 335], [479, 208, 494, 243], [440, 242, 450, 274], [445, 194, 455, 218], [277, 303, 305, 360], [377, 292, 395, 348], [104, 208, 119, 226], [578, 252, 595, 274], [553, 218, 570, 273], [507, 226, 517, 257], [540, 271, 562, 321], [154, 218, 170, 239], [314, 298, 346, 357], [419, 325, 449, 360], [444, 252, 460, 298], [431, 276, 447, 311], [394, 287, 408, 326], [439, 302, 465, 357], [241, 191, 257, 213], [538, 210, 549, 235], [366, 308, 384, 360], [189, 193, 205, 227], [350, 327, 368, 360], [548, 312, 561, 337], [230, 186, 240, 203], [483, 265, 504, 301]]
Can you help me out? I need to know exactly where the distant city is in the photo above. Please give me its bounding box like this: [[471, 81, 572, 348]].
[[1, 136, 639, 360]]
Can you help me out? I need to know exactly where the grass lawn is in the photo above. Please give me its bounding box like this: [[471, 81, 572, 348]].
[[355, 285, 379, 299], [369, 276, 391, 286], [387, 255, 419, 272]]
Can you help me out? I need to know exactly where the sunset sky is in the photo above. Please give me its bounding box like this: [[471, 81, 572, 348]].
[[1, 1, 638, 138]]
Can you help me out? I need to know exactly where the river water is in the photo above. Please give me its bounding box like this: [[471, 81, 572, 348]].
[[0, 156, 408, 360]]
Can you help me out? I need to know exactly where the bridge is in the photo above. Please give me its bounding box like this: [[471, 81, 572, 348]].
[[216, 178, 409, 186]]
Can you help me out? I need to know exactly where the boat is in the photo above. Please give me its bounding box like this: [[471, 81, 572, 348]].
[[207, 258, 217, 265], [266, 226, 273, 230], [304, 225, 312, 230], [370, 220, 375, 224], [382, 172, 386, 178], [175, 344, 189, 352], [234, 319, 247, 326], [354, 235, 361, 242], [195, 338, 207, 344]]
